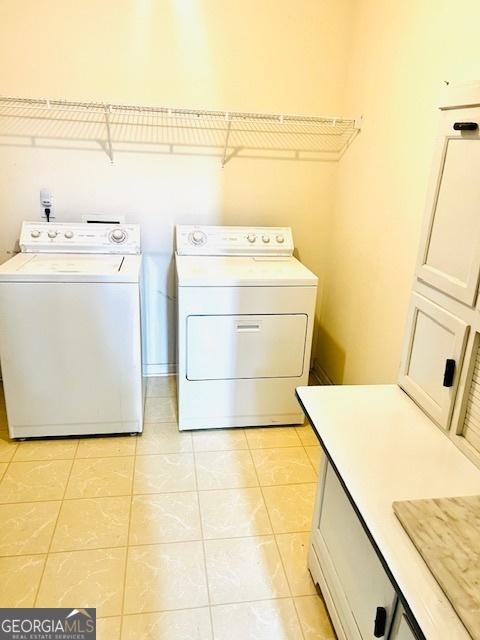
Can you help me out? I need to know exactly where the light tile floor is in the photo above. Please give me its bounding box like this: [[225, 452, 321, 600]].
[[0, 377, 335, 640]]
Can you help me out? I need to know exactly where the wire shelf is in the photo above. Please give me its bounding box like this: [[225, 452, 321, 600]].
[[0, 96, 362, 166]]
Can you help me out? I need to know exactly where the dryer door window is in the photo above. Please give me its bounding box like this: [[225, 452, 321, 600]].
[[186, 314, 307, 380]]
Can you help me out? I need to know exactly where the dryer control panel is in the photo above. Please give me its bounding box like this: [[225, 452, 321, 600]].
[[176, 225, 294, 256], [20, 222, 141, 254]]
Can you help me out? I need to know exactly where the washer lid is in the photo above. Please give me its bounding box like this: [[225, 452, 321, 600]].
[[175, 255, 318, 286], [0, 253, 142, 283], [16, 254, 124, 275]]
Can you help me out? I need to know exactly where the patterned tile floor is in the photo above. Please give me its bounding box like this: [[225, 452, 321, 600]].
[[0, 378, 335, 640]]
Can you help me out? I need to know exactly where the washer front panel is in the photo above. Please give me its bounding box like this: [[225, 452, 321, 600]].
[[20, 221, 141, 254]]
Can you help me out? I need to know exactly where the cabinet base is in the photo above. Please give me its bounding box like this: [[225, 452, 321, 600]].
[[308, 545, 348, 640]]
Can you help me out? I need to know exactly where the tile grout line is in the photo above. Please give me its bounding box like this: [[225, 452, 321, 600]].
[[297, 430, 320, 475], [102, 595, 316, 617], [1, 433, 319, 463], [250, 422, 319, 640], [0, 481, 319, 506], [161, 443, 319, 453], [249, 444, 307, 640], [0, 419, 25, 483], [0, 448, 15, 487], [119, 434, 138, 638], [192, 446, 216, 639], [0, 527, 314, 560], [293, 424, 320, 638], [32, 439, 80, 607], [247, 429, 318, 490], [291, 597, 308, 640]]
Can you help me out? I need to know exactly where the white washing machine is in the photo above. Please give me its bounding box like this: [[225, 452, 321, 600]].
[[175, 225, 318, 430], [0, 221, 144, 438]]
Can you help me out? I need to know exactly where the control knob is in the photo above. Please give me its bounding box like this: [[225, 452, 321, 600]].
[[48, 230, 58, 239], [247, 233, 257, 243], [30, 230, 41, 238], [276, 234, 285, 244], [191, 231, 207, 246], [262, 235, 270, 243], [110, 229, 127, 243], [64, 231, 74, 239]]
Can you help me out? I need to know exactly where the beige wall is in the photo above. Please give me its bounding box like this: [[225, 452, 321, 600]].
[[3, 0, 479, 382], [0, 0, 352, 373], [316, 0, 480, 384]]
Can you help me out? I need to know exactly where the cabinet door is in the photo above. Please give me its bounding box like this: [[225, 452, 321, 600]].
[[416, 107, 480, 306], [399, 293, 468, 429], [316, 463, 397, 639]]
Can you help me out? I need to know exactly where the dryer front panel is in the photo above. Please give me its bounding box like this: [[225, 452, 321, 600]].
[[186, 313, 307, 380], [176, 284, 317, 429]]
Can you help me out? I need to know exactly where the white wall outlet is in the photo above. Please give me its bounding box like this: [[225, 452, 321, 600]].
[[40, 188, 55, 220]]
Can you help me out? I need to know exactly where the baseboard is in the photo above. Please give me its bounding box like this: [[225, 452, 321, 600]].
[[312, 359, 333, 385], [143, 363, 176, 376]]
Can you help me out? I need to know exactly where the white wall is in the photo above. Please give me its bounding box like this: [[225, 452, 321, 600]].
[[0, 0, 352, 373]]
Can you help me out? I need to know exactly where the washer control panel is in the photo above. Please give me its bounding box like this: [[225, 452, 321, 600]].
[[176, 225, 294, 256], [20, 222, 141, 254]]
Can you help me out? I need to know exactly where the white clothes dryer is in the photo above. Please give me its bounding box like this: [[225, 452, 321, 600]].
[[175, 225, 318, 430], [0, 221, 144, 438]]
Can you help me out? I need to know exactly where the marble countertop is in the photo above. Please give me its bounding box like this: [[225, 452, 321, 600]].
[[393, 495, 480, 640], [296, 384, 480, 640]]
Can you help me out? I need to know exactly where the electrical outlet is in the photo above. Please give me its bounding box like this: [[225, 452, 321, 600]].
[[40, 188, 55, 220]]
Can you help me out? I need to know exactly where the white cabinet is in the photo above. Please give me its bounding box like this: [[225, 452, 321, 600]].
[[399, 86, 480, 466], [310, 458, 397, 640], [399, 293, 468, 430], [416, 107, 480, 306]]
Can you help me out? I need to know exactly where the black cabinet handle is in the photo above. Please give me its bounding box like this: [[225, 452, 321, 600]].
[[374, 606, 387, 637], [453, 121, 478, 131], [443, 359, 456, 388]]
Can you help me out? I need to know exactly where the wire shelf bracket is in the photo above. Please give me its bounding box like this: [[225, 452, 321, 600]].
[[103, 104, 114, 164]]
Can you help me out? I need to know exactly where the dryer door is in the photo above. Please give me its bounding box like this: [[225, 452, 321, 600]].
[[186, 314, 307, 380]]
